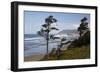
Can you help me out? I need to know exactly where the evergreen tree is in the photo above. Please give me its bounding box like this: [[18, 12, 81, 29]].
[[37, 15, 58, 59], [78, 17, 89, 37]]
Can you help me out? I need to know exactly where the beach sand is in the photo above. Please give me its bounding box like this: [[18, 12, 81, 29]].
[[24, 43, 71, 62], [24, 54, 45, 62]]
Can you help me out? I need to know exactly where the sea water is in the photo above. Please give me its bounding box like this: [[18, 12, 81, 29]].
[[24, 34, 78, 57]]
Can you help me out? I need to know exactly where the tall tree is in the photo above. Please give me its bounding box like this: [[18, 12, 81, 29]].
[[78, 17, 89, 37], [37, 15, 58, 59]]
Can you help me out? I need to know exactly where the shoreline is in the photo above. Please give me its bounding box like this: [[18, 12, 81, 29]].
[[24, 54, 45, 62], [24, 44, 70, 62]]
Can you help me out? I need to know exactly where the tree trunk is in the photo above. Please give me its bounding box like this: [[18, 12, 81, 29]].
[[46, 34, 49, 59], [80, 31, 82, 37], [46, 24, 50, 59]]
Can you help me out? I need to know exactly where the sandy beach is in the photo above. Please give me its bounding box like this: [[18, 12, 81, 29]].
[[24, 54, 45, 62], [24, 44, 70, 62]]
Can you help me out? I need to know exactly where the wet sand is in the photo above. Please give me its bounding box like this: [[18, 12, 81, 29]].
[[24, 54, 45, 62]]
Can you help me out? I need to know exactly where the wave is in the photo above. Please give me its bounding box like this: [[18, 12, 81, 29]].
[[24, 37, 44, 41]]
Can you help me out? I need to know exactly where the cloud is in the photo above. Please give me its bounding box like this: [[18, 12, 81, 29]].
[[72, 24, 79, 29]]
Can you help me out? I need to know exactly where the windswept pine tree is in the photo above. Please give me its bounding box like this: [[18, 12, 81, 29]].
[[68, 17, 90, 48], [37, 15, 59, 59], [78, 17, 89, 37]]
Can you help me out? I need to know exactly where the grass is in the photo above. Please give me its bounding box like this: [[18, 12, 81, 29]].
[[41, 45, 90, 61]]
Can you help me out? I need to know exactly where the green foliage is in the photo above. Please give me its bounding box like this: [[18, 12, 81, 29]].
[[59, 45, 90, 59], [37, 15, 58, 37], [81, 17, 87, 22], [68, 30, 90, 48], [45, 15, 57, 24], [61, 38, 66, 42], [42, 24, 47, 28], [78, 17, 89, 37], [41, 45, 90, 60], [50, 27, 59, 30]]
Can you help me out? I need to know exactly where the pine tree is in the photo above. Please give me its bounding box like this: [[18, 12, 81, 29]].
[[78, 17, 89, 37], [37, 15, 59, 59]]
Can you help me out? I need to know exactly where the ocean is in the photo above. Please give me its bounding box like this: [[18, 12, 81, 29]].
[[24, 34, 78, 57]]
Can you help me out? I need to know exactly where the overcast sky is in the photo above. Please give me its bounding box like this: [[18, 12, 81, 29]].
[[24, 11, 90, 34]]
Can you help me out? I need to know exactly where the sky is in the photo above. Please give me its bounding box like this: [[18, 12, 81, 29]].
[[24, 11, 90, 34]]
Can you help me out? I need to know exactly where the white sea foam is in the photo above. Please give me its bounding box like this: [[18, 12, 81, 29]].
[[24, 37, 44, 41]]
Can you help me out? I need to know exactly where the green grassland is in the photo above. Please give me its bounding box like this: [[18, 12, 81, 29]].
[[41, 45, 90, 61]]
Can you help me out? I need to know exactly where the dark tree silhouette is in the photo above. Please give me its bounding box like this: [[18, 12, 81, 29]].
[[37, 15, 59, 59], [68, 17, 90, 48], [78, 17, 89, 37]]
